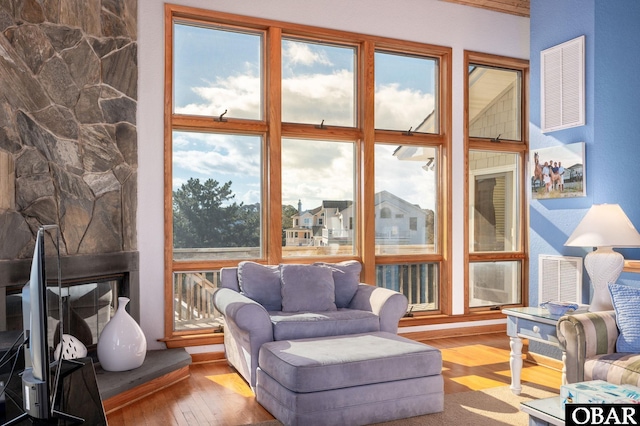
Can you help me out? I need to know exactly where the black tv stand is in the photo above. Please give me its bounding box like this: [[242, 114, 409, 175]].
[[1, 358, 106, 426]]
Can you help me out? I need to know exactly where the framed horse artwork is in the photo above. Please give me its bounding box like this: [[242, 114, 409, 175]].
[[531, 142, 585, 199]]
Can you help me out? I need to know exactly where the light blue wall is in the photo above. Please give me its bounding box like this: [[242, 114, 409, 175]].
[[529, 0, 640, 307]]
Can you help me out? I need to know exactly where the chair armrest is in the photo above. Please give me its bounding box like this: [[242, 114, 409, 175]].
[[557, 310, 618, 384], [213, 288, 273, 336], [213, 288, 273, 388], [348, 284, 408, 333]]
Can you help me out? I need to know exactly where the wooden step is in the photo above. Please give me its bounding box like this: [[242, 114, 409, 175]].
[[95, 348, 192, 414]]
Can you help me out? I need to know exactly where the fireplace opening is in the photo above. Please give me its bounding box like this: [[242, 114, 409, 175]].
[[4, 273, 128, 361]]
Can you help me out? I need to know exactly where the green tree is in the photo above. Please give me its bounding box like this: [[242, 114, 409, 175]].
[[173, 178, 260, 248]]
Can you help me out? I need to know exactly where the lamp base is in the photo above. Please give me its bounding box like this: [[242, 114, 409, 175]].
[[584, 247, 624, 311]]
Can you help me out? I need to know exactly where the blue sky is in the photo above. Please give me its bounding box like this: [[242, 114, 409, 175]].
[[172, 22, 438, 211]]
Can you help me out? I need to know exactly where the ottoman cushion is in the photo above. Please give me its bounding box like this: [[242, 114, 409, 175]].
[[270, 309, 380, 341], [258, 331, 442, 393]]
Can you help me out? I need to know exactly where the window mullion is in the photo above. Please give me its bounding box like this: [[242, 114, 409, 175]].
[[267, 26, 283, 264], [360, 40, 376, 284], [171, 115, 268, 133]]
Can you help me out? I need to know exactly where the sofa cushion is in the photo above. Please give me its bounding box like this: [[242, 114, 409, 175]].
[[280, 264, 337, 312], [609, 283, 640, 352], [314, 260, 361, 308], [238, 261, 282, 311], [270, 309, 380, 341], [584, 353, 640, 386], [258, 332, 442, 393]]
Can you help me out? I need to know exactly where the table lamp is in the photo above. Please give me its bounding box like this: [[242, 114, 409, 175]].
[[564, 204, 640, 311]]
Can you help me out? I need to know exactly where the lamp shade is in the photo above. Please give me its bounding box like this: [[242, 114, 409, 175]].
[[565, 204, 640, 248]]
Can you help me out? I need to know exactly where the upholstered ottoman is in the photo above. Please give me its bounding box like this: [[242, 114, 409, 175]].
[[255, 331, 443, 426]]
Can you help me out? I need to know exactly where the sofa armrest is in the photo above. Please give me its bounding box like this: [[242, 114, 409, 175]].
[[557, 310, 618, 384], [213, 288, 273, 336], [213, 288, 274, 388], [348, 284, 408, 333]]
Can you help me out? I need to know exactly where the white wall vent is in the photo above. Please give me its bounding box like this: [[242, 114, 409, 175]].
[[538, 255, 583, 304], [541, 35, 585, 133]]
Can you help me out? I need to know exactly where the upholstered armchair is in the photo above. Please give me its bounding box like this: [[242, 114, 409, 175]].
[[557, 310, 640, 386], [213, 261, 408, 388]]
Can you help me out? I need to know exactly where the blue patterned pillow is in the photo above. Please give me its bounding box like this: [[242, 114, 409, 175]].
[[609, 283, 640, 352]]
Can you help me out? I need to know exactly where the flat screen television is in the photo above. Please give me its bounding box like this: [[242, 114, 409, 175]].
[[18, 225, 82, 423], [3, 226, 99, 425], [20, 226, 52, 419]]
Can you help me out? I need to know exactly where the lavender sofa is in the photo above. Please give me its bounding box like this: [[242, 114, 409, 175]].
[[212, 261, 408, 388]]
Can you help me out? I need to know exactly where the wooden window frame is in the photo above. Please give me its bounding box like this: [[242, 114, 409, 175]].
[[163, 4, 452, 345], [464, 51, 530, 314]]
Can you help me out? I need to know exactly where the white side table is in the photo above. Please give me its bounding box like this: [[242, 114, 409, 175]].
[[502, 307, 566, 395]]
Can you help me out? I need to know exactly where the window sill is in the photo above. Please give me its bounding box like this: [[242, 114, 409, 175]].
[[161, 333, 224, 349], [399, 310, 507, 327], [624, 260, 640, 273]]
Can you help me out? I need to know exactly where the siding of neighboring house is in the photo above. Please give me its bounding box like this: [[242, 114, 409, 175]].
[[469, 78, 520, 140], [286, 192, 429, 248], [375, 191, 427, 246]]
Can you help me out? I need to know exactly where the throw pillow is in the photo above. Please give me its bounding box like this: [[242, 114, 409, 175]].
[[280, 264, 337, 312], [314, 260, 361, 308], [609, 283, 640, 352], [237, 261, 282, 311]]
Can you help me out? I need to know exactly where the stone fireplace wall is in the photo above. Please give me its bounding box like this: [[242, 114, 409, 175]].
[[0, 0, 137, 260]]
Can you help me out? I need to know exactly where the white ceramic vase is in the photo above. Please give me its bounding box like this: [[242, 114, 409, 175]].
[[97, 297, 147, 371]]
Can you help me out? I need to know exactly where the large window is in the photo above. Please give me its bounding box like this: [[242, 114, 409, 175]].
[[165, 5, 451, 341], [465, 51, 529, 311], [172, 132, 263, 261], [282, 138, 356, 257]]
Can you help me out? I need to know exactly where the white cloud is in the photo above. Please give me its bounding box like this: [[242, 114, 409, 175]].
[[173, 148, 258, 177], [172, 176, 187, 190], [375, 84, 435, 131], [176, 73, 261, 119], [172, 133, 261, 190], [240, 189, 261, 205], [283, 41, 333, 67], [172, 133, 191, 148], [281, 140, 354, 208], [282, 70, 354, 126]]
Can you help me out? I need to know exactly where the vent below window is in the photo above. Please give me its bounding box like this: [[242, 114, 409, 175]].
[[541, 35, 585, 133]]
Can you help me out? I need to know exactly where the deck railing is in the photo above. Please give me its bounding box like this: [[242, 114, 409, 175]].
[[376, 263, 438, 311], [173, 271, 223, 330]]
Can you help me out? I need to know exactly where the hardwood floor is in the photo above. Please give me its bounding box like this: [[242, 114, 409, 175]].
[[105, 333, 562, 425]]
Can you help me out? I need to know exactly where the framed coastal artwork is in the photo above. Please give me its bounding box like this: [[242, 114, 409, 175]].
[[531, 142, 585, 199]]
